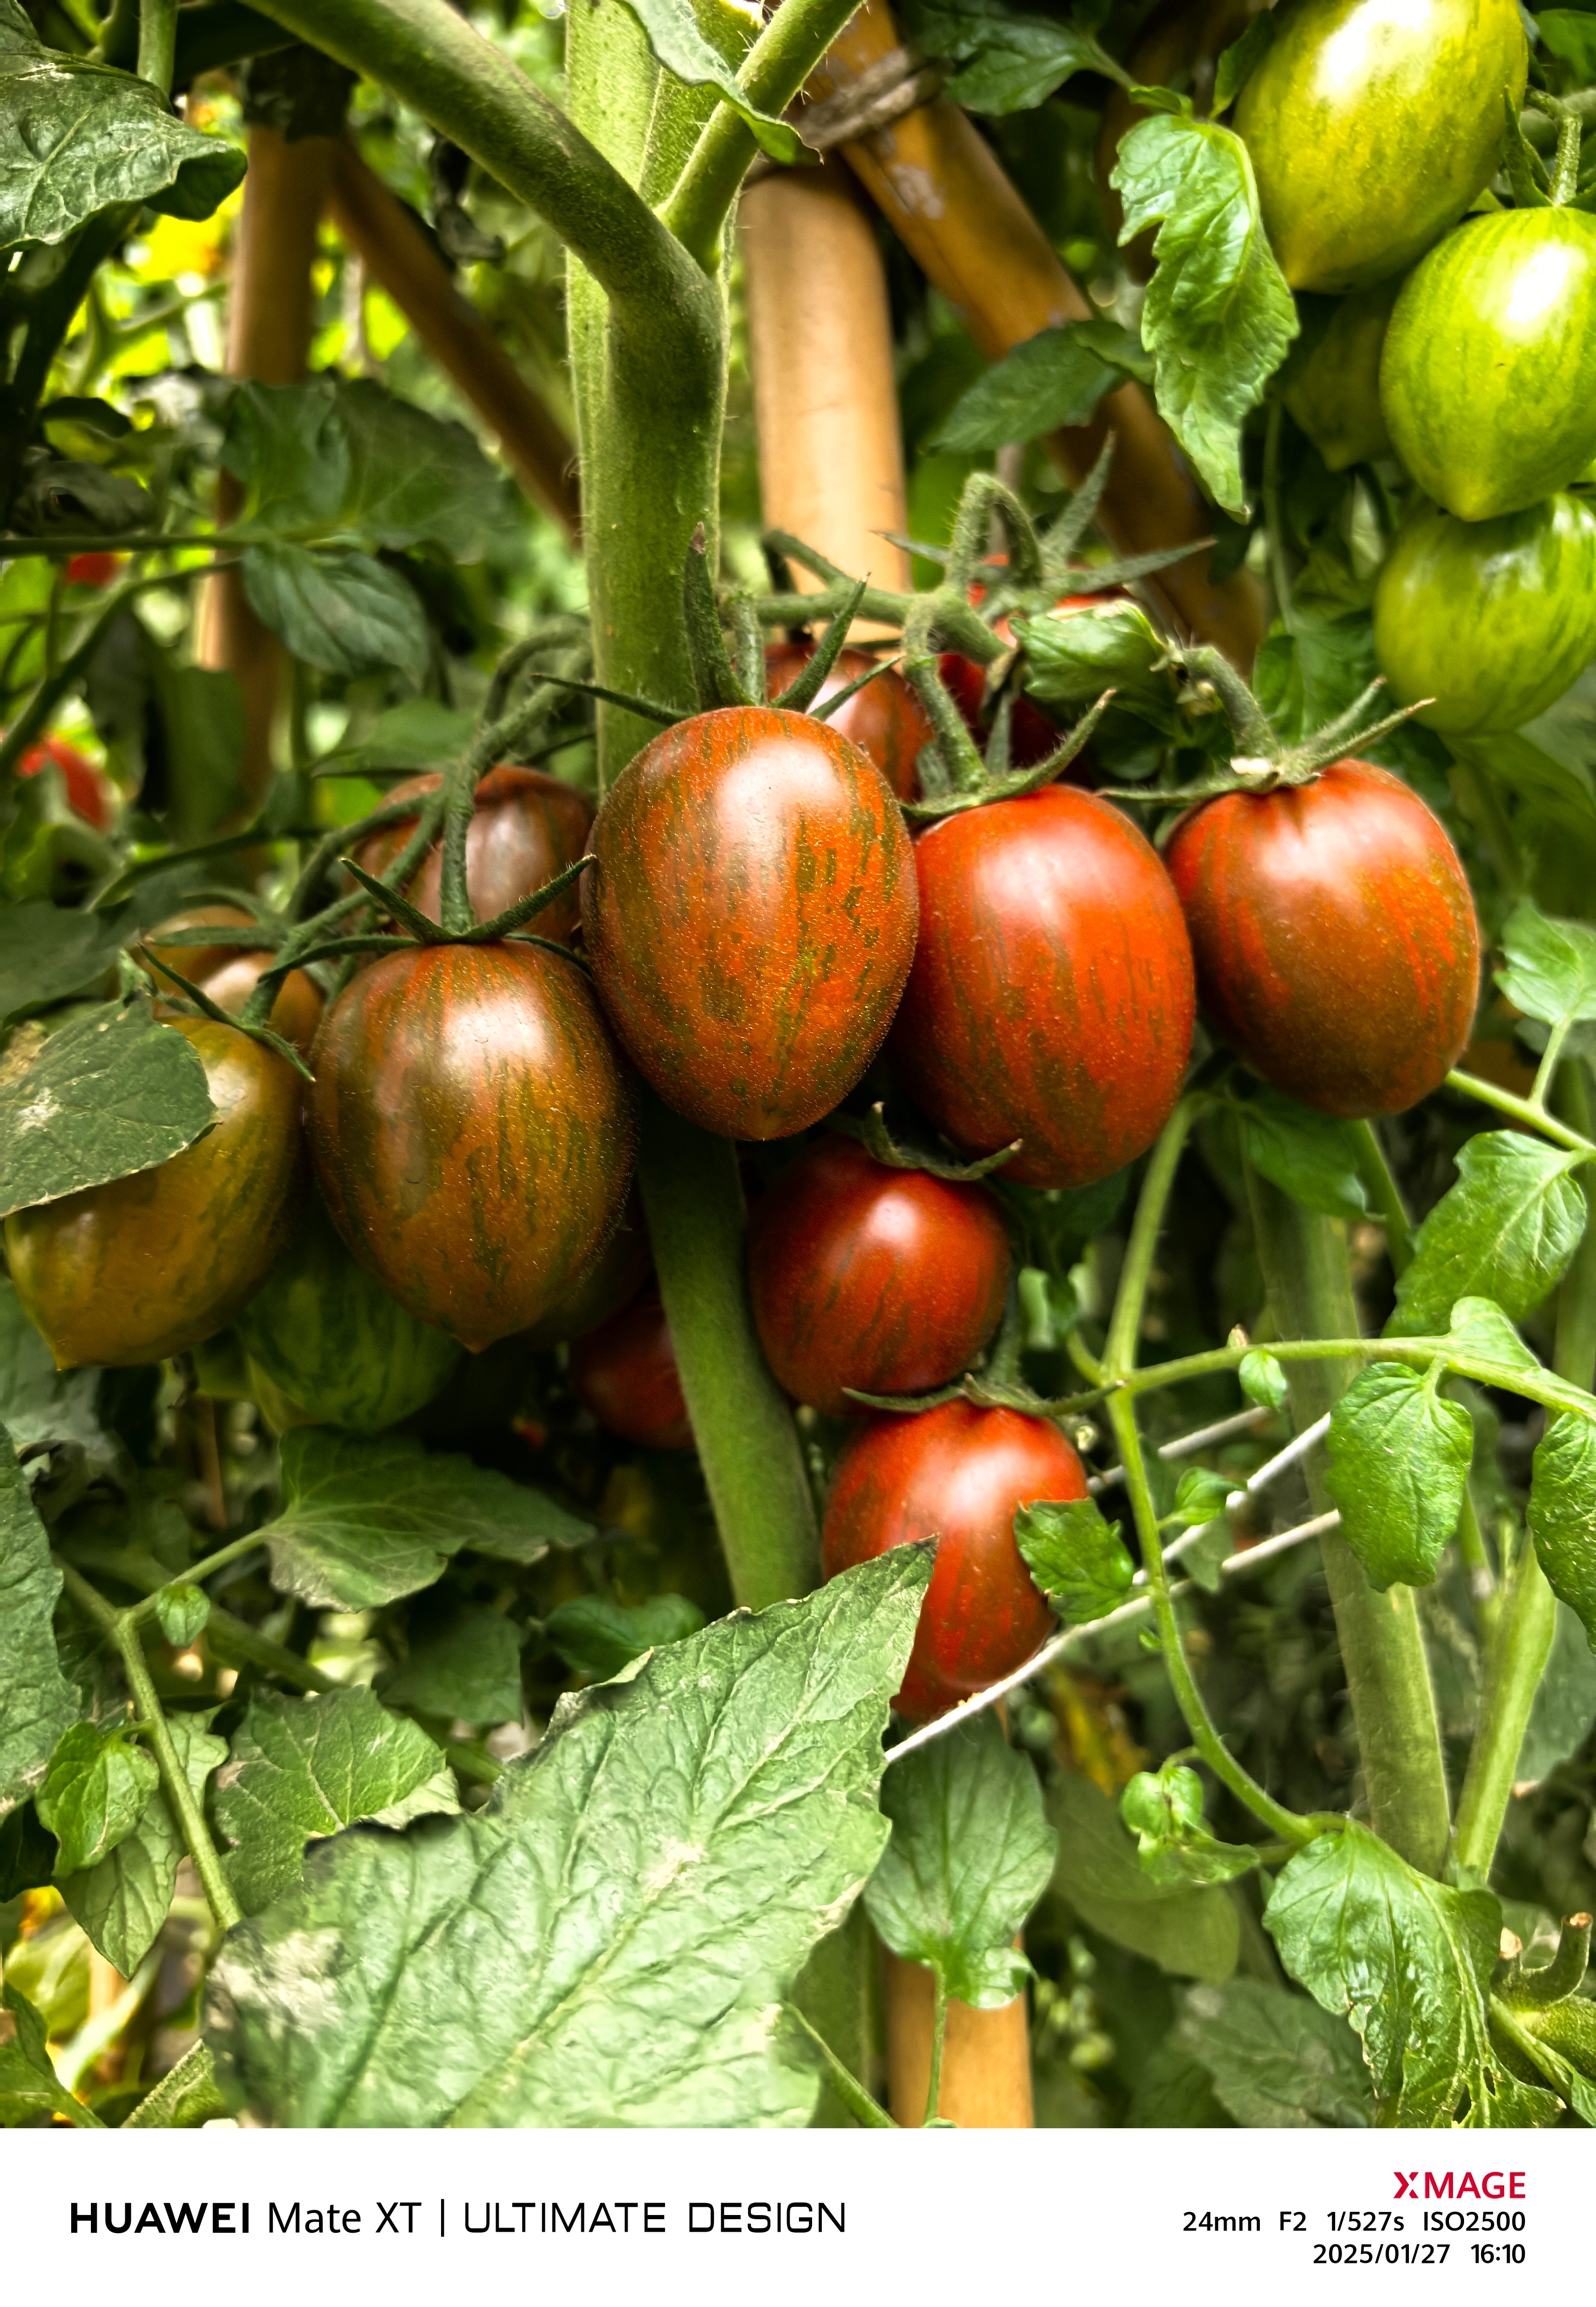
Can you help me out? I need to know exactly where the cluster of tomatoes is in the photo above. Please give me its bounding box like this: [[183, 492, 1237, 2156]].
[[1239, 0, 1596, 735], [7, 605, 1483, 1720]]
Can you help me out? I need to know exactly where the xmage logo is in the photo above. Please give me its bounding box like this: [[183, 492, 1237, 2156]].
[[1393, 2174, 1526, 2201]]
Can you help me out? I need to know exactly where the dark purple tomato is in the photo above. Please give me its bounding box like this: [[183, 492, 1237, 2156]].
[[747, 1134, 1010, 1415], [887, 785, 1195, 1188], [581, 706, 919, 1141], [352, 764, 593, 940], [821, 1401, 1084, 1721], [764, 640, 933, 800], [1163, 758, 1480, 1117], [307, 942, 636, 1350], [569, 1287, 693, 1450]]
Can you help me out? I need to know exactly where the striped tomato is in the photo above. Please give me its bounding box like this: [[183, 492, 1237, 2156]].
[[352, 765, 593, 941], [764, 642, 931, 800]]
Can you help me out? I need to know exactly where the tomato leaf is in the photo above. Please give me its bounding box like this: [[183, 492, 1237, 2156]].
[[0, 2, 244, 251], [867, 1713, 1056, 2007], [542, 1593, 706, 1682], [1050, 1772, 1240, 1982], [1172, 1466, 1234, 1525], [933, 322, 1149, 452], [1536, 9, 1596, 86], [256, 1429, 580, 1609], [153, 1581, 209, 1649], [1230, 1083, 1368, 1221], [1446, 1294, 1542, 1379], [121, 2037, 226, 2130], [241, 543, 428, 681], [1013, 596, 1168, 707], [611, 0, 801, 160], [1389, 1132, 1590, 1337], [0, 1427, 78, 1821], [0, 901, 130, 1024], [205, 1549, 932, 2125], [377, 1602, 526, 1727], [1527, 1411, 1596, 1654], [1324, 1362, 1473, 1589], [1173, 1977, 1372, 2127], [1265, 1821, 1559, 2127], [1120, 1761, 1258, 1887], [60, 1712, 225, 1975], [1497, 897, 1596, 1032], [1239, 1348, 1289, 1410], [0, 1978, 102, 2128], [36, 1717, 159, 1877], [902, 0, 1110, 113], [0, 995, 215, 1218], [1110, 110, 1298, 516], [1210, 14, 1274, 116], [1448, 731, 1596, 847], [212, 1686, 455, 1918], [313, 698, 476, 778], [1015, 1494, 1135, 1624]]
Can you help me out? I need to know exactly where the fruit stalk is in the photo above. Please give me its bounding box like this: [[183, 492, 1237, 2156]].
[[1244, 1168, 1452, 1877]]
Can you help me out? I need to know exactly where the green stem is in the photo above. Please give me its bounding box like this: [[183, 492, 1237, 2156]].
[[137, 0, 178, 90], [783, 2004, 897, 2129], [923, 1972, 949, 2125], [1445, 1069, 1595, 1156], [1244, 1169, 1452, 1876], [1261, 397, 1295, 634], [636, 1096, 818, 1607], [1103, 1098, 1200, 1381], [124, 1536, 262, 1634], [1113, 1333, 1595, 1422], [204, 1605, 334, 1693], [1351, 1119, 1413, 1273]]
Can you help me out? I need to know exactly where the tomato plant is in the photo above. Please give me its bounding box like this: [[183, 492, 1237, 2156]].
[[4, 0, 1596, 2151]]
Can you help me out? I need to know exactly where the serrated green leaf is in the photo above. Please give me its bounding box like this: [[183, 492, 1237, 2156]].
[[1527, 1411, 1596, 1652], [1497, 898, 1596, 1032], [933, 323, 1145, 451], [61, 1712, 224, 1974], [1325, 1363, 1473, 1589], [0, 1978, 101, 2128], [378, 1602, 525, 1726], [1389, 1133, 1590, 1337], [1111, 110, 1297, 515], [0, 12, 244, 251], [1014, 1494, 1135, 1624], [122, 2037, 225, 2129], [1265, 1821, 1558, 2127], [0, 1279, 104, 1463], [154, 1582, 209, 1649], [212, 1685, 450, 1916], [543, 1592, 706, 1682], [1121, 1761, 1258, 1887], [0, 901, 130, 1024], [1231, 1084, 1368, 1221], [1174, 1977, 1371, 2127], [866, 1714, 1056, 2007], [614, 0, 800, 159], [257, 1429, 564, 1609], [1050, 1771, 1239, 1982], [37, 1718, 158, 1876], [1239, 1348, 1289, 1410], [0, 995, 215, 1218], [0, 1427, 79, 1820], [205, 1549, 932, 2126], [241, 543, 427, 680], [903, 0, 1106, 112]]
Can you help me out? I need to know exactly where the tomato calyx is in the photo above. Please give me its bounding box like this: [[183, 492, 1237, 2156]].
[[1508, 89, 1585, 211], [829, 1099, 1021, 1184]]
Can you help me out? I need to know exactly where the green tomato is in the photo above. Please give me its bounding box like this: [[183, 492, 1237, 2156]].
[[1234, 0, 1525, 293], [1283, 279, 1401, 471], [234, 1192, 461, 1433], [1381, 207, 1596, 521], [1372, 493, 1596, 734]]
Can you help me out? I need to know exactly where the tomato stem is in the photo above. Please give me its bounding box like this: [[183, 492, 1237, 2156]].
[[781, 2005, 897, 2129], [137, 0, 178, 95], [922, 1972, 949, 2124], [1445, 1066, 1596, 1158]]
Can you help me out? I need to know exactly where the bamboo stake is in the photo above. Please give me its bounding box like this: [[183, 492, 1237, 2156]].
[[813, 2, 1266, 666], [325, 138, 579, 536], [884, 1955, 1035, 2126], [740, 156, 911, 632], [197, 124, 335, 812]]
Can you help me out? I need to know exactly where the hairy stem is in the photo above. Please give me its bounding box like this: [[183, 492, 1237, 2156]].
[[1244, 1169, 1452, 1876]]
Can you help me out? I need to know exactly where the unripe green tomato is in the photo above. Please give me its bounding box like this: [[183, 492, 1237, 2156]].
[[1234, 0, 1526, 292], [234, 1192, 461, 1433], [1380, 208, 1596, 521], [1373, 494, 1596, 734], [1283, 280, 1401, 471]]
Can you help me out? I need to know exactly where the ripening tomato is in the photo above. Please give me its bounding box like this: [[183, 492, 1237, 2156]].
[[6, 1020, 305, 1368], [887, 786, 1195, 1189], [822, 1401, 1083, 1721], [308, 942, 637, 1350], [17, 736, 112, 831], [141, 907, 323, 1052], [1380, 209, 1596, 521], [1234, 0, 1526, 292], [763, 642, 932, 801], [1164, 760, 1480, 1118], [64, 551, 121, 589], [747, 1135, 1010, 1415], [581, 706, 918, 1141], [569, 1287, 693, 1450], [351, 764, 594, 940], [516, 1188, 652, 1347], [1283, 277, 1400, 472], [1372, 495, 1596, 736]]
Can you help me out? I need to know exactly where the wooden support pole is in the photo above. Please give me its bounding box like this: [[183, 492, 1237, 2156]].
[[884, 1954, 1035, 2127], [813, 2, 1266, 667], [325, 138, 580, 537]]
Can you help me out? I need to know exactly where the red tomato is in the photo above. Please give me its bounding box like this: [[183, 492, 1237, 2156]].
[[142, 907, 323, 1052], [569, 1287, 693, 1450], [18, 736, 112, 831], [763, 640, 932, 800], [351, 764, 593, 943], [64, 551, 122, 590], [821, 1400, 1083, 1721], [748, 1135, 1010, 1414], [582, 706, 919, 1141], [1163, 759, 1480, 1117], [887, 785, 1195, 1188]]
